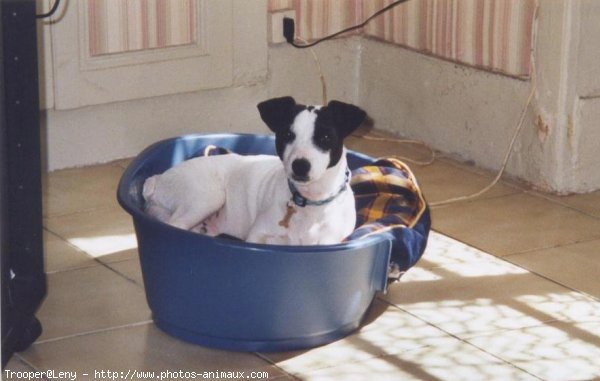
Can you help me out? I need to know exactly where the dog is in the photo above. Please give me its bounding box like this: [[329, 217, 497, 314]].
[[142, 96, 367, 245]]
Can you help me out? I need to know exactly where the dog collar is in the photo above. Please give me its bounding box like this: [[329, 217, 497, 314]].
[[287, 168, 351, 207]]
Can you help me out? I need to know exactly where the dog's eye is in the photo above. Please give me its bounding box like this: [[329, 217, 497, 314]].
[[283, 130, 295, 141], [318, 133, 331, 144]]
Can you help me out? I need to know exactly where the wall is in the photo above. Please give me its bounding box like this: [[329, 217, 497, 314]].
[[571, 0, 600, 191], [359, 38, 533, 173], [270, 0, 536, 79], [363, 0, 536, 78], [357, 0, 600, 193], [268, 0, 363, 40], [39, 0, 600, 194]]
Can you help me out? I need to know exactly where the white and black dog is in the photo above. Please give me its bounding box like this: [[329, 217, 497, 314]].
[[142, 96, 366, 245]]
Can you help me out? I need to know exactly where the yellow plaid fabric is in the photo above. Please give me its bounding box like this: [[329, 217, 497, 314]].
[[350, 158, 426, 233], [347, 158, 430, 273]]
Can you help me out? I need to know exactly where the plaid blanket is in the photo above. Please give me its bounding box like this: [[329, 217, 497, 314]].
[[200, 147, 430, 280], [347, 158, 430, 280]]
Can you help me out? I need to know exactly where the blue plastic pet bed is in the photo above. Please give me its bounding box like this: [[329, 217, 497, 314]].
[[117, 133, 430, 352]]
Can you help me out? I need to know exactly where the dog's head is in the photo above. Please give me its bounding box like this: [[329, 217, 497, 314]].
[[257, 96, 366, 184]]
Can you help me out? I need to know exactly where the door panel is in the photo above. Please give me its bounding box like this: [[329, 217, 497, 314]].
[[52, 0, 233, 110]]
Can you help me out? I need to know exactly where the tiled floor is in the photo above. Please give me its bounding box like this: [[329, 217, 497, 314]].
[[7, 136, 600, 381]]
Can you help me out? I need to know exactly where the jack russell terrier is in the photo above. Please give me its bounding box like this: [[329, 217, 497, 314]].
[[142, 96, 367, 245]]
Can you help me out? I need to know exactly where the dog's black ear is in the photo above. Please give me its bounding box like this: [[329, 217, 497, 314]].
[[257, 96, 297, 133], [326, 100, 367, 138]]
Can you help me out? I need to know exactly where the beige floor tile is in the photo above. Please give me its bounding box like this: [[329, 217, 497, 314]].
[[417, 231, 501, 268], [44, 207, 137, 259], [466, 321, 600, 381], [96, 248, 139, 264], [4, 356, 45, 380], [545, 189, 600, 219], [43, 230, 97, 273], [295, 337, 538, 381], [43, 164, 124, 217], [36, 265, 150, 342], [506, 239, 600, 299], [432, 193, 600, 256], [262, 299, 449, 375], [108, 257, 144, 286], [385, 256, 600, 338], [21, 323, 284, 381], [410, 160, 520, 205], [346, 134, 435, 164]]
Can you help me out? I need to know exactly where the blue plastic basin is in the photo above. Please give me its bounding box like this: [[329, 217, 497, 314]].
[[117, 134, 392, 352]]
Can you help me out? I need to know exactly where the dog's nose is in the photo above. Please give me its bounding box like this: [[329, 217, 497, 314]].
[[292, 158, 311, 178]]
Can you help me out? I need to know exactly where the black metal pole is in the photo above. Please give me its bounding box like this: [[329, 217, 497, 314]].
[[1, 0, 47, 367]]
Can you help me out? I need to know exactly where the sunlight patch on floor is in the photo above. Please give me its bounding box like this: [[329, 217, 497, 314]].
[[69, 234, 138, 257]]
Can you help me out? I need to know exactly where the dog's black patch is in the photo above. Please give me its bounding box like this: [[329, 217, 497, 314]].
[[257, 97, 305, 159], [257, 97, 366, 165], [314, 101, 367, 168]]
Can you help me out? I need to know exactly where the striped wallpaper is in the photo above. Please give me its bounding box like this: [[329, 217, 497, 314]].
[[270, 0, 364, 41], [87, 0, 536, 77], [292, 0, 364, 41], [269, 0, 537, 77], [88, 0, 196, 57], [268, 0, 293, 11]]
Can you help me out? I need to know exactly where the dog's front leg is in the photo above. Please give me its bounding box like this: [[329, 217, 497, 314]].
[[249, 234, 289, 245], [246, 223, 288, 245], [167, 206, 206, 231]]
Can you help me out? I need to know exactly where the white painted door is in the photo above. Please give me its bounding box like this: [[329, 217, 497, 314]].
[[50, 0, 233, 110]]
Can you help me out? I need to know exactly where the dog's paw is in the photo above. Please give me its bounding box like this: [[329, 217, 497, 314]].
[[142, 176, 157, 201]]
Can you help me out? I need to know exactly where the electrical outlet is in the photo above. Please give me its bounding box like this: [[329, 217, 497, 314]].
[[268, 10, 295, 44], [283, 17, 295, 43]]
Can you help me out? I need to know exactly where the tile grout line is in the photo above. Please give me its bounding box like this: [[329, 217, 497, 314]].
[[428, 190, 524, 210], [501, 255, 600, 302], [253, 353, 302, 381], [428, 228, 600, 302], [429, 181, 599, 222], [434, 151, 537, 192], [523, 189, 600, 221], [502, 235, 600, 257], [44, 255, 139, 276], [43, 227, 99, 274], [14, 354, 52, 381], [42, 227, 142, 287], [44, 206, 112, 220], [95, 258, 141, 286], [430, 226, 600, 261], [439, 157, 525, 190], [34, 320, 154, 345], [375, 297, 546, 381]]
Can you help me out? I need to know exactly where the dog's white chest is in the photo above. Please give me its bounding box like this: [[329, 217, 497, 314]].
[[246, 189, 355, 246]]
